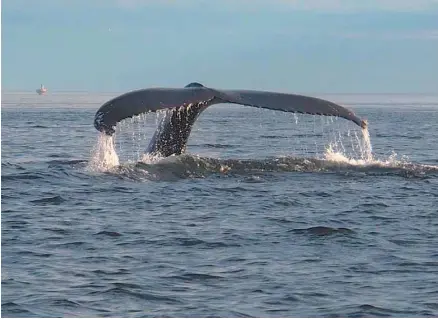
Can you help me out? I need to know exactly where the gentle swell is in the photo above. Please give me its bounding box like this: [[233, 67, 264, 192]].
[[100, 154, 438, 181]]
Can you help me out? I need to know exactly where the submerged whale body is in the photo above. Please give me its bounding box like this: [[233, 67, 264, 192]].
[[94, 83, 367, 157]]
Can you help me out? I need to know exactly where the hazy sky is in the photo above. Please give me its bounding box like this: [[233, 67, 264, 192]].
[[2, 0, 438, 93]]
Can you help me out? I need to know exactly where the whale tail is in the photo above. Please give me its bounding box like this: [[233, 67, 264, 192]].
[[146, 99, 209, 156], [94, 82, 367, 157]]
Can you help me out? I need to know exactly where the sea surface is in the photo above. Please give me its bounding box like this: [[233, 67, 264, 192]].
[[1, 92, 438, 317]]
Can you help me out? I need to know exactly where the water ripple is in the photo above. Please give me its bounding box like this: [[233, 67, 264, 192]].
[[2, 102, 438, 317]]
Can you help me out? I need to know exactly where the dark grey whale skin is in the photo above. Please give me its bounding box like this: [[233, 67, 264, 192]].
[[94, 82, 367, 157]]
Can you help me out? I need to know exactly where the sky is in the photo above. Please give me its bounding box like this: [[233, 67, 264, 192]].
[[2, 0, 438, 93]]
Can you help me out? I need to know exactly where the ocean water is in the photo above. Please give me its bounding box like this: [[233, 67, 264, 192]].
[[1, 92, 438, 317]]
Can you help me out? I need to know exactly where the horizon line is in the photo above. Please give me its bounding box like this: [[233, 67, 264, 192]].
[[2, 90, 438, 96]]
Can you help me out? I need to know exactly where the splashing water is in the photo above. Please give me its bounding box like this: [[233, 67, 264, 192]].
[[88, 109, 377, 172], [321, 124, 374, 163], [321, 126, 416, 169], [86, 117, 438, 180], [113, 111, 165, 163], [323, 146, 412, 170], [360, 127, 373, 161], [87, 133, 120, 171], [140, 153, 167, 165]]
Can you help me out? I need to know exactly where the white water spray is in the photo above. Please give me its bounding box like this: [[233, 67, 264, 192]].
[[87, 133, 120, 171], [87, 106, 379, 172], [323, 123, 374, 164], [360, 126, 373, 161]]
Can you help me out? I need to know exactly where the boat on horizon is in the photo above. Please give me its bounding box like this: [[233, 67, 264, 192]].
[[36, 84, 48, 95]]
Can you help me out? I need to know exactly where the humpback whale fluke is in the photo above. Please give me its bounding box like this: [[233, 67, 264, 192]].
[[94, 83, 367, 157]]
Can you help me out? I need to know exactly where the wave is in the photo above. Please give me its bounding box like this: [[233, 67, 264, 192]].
[[82, 123, 433, 181], [4, 151, 435, 184], [88, 152, 438, 181]]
